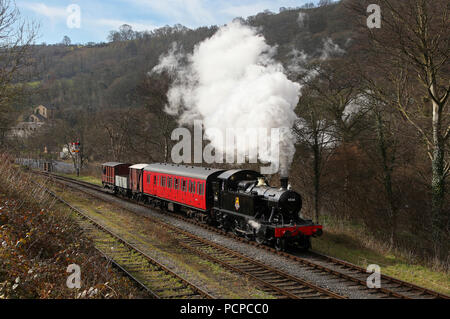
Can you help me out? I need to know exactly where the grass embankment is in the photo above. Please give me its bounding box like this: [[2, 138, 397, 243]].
[[0, 156, 146, 299], [313, 216, 450, 295]]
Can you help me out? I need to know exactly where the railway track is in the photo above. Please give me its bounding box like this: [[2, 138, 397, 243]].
[[34, 179, 214, 299], [176, 236, 343, 299], [35, 171, 450, 299]]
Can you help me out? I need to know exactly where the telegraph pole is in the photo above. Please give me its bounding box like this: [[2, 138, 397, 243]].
[[76, 141, 80, 177], [72, 141, 81, 176]]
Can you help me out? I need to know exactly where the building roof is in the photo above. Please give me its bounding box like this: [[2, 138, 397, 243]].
[[37, 104, 56, 110], [144, 163, 226, 180], [129, 164, 149, 170], [102, 162, 130, 167]]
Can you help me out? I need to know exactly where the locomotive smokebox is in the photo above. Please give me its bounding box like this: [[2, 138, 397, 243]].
[[280, 176, 288, 190]]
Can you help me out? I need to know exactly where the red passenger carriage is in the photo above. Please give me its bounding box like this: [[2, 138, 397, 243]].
[[142, 163, 225, 211]]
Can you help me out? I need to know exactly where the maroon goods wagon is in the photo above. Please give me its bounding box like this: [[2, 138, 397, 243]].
[[129, 164, 149, 200], [101, 162, 131, 190]]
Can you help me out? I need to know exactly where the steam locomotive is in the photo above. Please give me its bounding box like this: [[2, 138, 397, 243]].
[[102, 162, 322, 251]]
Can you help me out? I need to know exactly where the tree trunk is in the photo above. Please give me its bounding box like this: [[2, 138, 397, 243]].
[[431, 96, 445, 258], [313, 133, 321, 223], [375, 111, 398, 248]]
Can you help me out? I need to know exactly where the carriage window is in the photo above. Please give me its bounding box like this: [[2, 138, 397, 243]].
[[147, 174, 150, 184], [197, 182, 204, 195], [168, 177, 172, 188], [182, 180, 187, 191], [189, 181, 194, 193], [174, 178, 179, 190], [102, 167, 106, 174], [153, 175, 157, 185]]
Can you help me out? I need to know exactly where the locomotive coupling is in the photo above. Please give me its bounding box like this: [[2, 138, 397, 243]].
[[312, 228, 323, 237]]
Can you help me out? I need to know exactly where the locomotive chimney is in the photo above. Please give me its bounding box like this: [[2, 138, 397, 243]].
[[280, 176, 288, 190]]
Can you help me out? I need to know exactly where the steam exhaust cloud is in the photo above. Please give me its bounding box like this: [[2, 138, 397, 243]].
[[152, 21, 301, 176]]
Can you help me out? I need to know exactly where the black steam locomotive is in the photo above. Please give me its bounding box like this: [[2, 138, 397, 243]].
[[210, 170, 322, 251]]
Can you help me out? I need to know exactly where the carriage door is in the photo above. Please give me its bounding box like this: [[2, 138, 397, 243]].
[[138, 170, 142, 192], [180, 179, 187, 205], [173, 177, 178, 202]]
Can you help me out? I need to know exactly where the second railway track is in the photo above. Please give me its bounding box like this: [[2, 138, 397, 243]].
[[36, 171, 450, 299], [35, 180, 214, 299]]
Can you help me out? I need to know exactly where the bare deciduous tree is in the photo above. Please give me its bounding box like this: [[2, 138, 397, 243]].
[[138, 72, 177, 162], [349, 0, 449, 258], [0, 0, 38, 147], [294, 87, 337, 223], [295, 59, 369, 220]]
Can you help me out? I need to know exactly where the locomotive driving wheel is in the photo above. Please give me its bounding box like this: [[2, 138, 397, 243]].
[[275, 238, 286, 252], [255, 231, 265, 244], [219, 214, 231, 232], [232, 220, 241, 237]]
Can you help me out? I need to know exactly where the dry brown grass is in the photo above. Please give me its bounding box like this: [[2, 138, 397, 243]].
[[0, 154, 146, 299]]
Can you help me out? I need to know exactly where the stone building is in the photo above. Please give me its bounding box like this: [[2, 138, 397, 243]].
[[8, 104, 56, 138], [8, 122, 44, 138], [33, 105, 56, 120]]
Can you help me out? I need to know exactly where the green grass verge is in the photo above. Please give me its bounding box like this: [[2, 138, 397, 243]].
[[313, 218, 450, 295], [56, 173, 103, 186]]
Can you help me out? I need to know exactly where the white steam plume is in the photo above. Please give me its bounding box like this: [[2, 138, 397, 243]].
[[152, 21, 301, 176], [319, 37, 345, 60]]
